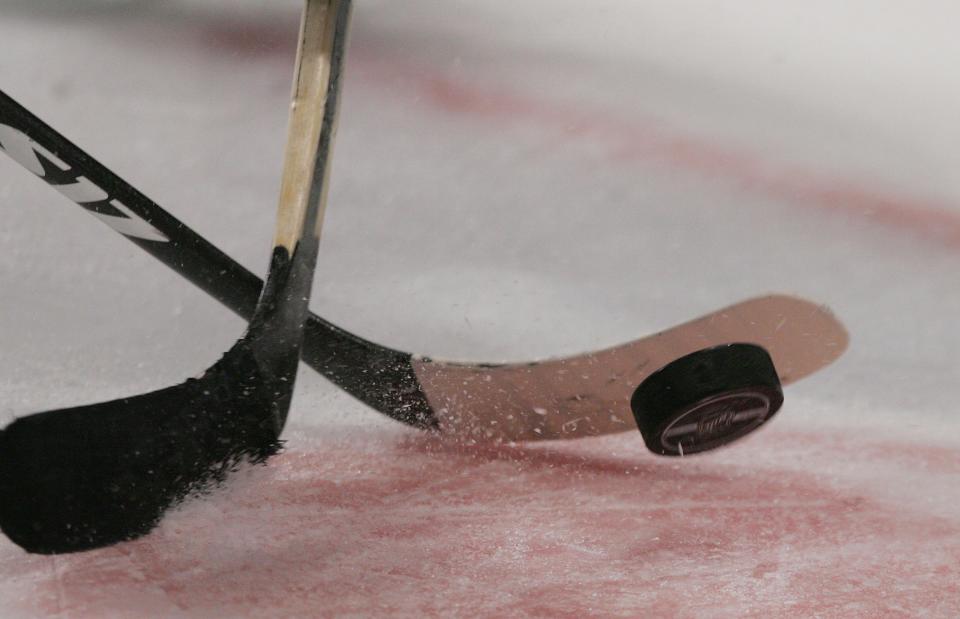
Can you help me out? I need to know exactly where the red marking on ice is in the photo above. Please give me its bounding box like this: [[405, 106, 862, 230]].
[[767, 429, 960, 476], [1, 428, 957, 617], [190, 15, 960, 252], [390, 66, 960, 250], [198, 18, 297, 59]]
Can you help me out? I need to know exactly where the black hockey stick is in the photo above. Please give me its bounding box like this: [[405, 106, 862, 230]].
[[0, 74, 849, 446], [0, 0, 350, 554], [0, 88, 435, 431]]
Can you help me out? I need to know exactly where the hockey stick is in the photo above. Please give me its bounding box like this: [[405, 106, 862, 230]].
[[0, 0, 350, 554], [0, 96, 850, 445]]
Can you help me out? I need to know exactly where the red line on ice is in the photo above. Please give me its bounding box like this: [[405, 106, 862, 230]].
[[358, 55, 960, 250], [5, 430, 958, 617], [197, 15, 960, 251]]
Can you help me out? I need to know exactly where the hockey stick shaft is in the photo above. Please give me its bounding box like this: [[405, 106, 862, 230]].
[[0, 88, 436, 429]]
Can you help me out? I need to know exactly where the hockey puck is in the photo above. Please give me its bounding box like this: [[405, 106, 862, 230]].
[[630, 343, 783, 456]]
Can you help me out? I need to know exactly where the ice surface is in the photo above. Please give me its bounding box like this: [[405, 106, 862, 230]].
[[2, 1, 960, 616]]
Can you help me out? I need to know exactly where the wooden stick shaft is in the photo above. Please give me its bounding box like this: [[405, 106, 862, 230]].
[[274, 0, 345, 250]]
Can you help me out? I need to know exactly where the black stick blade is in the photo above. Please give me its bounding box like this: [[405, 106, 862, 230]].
[[0, 342, 286, 554]]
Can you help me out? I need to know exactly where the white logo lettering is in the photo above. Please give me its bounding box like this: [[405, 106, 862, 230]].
[[0, 123, 170, 243], [0, 123, 69, 176], [93, 200, 169, 243]]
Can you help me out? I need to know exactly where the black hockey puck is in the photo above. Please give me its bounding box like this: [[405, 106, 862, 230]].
[[630, 343, 783, 456]]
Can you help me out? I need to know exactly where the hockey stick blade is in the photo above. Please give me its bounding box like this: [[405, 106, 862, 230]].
[[0, 0, 350, 554]]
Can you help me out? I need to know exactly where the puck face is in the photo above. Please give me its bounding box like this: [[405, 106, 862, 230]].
[[659, 389, 774, 456]]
